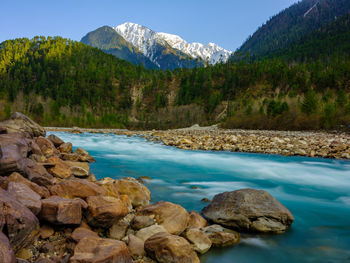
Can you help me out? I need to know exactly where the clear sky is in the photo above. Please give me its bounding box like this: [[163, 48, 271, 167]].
[[0, 0, 299, 51]]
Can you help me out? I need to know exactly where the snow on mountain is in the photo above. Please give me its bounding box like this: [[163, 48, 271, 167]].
[[114, 22, 232, 65]]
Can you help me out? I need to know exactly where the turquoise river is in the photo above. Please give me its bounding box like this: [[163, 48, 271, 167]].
[[51, 132, 350, 263]]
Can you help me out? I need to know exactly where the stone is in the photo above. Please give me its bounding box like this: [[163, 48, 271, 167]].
[[202, 225, 240, 247], [135, 224, 168, 242], [35, 137, 58, 157], [59, 153, 79, 162], [46, 156, 72, 179], [137, 201, 189, 235], [185, 228, 212, 254], [85, 195, 129, 228], [22, 159, 55, 188], [127, 234, 145, 258], [71, 227, 99, 242], [0, 188, 39, 252], [70, 237, 132, 263], [39, 196, 82, 225], [47, 134, 64, 147], [50, 178, 106, 199], [0, 112, 46, 137], [7, 182, 42, 215], [97, 177, 120, 198], [131, 215, 156, 230], [0, 232, 16, 263], [115, 177, 151, 207], [40, 224, 54, 239], [70, 166, 89, 178], [144, 232, 200, 263], [188, 211, 208, 229], [16, 248, 33, 260], [64, 161, 90, 174], [2, 172, 50, 198], [202, 189, 294, 233], [73, 147, 95, 163], [57, 142, 72, 154], [109, 217, 129, 240]]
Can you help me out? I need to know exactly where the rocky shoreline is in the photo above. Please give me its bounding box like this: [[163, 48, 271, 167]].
[[46, 125, 350, 160], [0, 113, 297, 263]]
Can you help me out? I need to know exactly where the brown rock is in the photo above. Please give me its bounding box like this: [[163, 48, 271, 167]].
[[23, 159, 55, 188], [115, 177, 151, 207], [74, 147, 95, 163], [131, 215, 156, 230], [144, 232, 200, 263], [40, 224, 54, 239], [70, 166, 89, 178], [109, 217, 129, 240], [64, 161, 90, 175], [58, 142, 72, 154], [202, 225, 240, 247], [36, 137, 58, 157], [97, 178, 120, 198], [188, 211, 208, 229], [71, 227, 99, 242], [135, 224, 168, 242], [2, 172, 50, 198], [127, 234, 145, 258], [185, 228, 212, 254], [202, 189, 294, 233], [70, 236, 132, 263], [137, 201, 189, 235], [40, 196, 82, 225], [0, 231, 16, 263], [85, 195, 129, 228], [47, 134, 64, 147], [0, 188, 39, 252], [46, 156, 72, 179], [60, 153, 80, 162], [7, 181, 42, 215], [50, 178, 106, 199]]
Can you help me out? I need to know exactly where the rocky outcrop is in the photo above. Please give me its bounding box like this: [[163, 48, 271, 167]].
[[202, 189, 294, 233], [145, 232, 200, 263], [115, 177, 151, 207], [137, 201, 189, 235], [70, 237, 132, 263]]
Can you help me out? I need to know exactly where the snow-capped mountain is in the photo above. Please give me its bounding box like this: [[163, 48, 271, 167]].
[[114, 22, 232, 65]]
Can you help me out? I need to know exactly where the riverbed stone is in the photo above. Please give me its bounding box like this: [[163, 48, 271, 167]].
[[73, 147, 95, 163], [71, 227, 99, 242], [115, 177, 151, 207], [46, 156, 72, 179], [58, 142, 72, 154], [47, 134, 64, 147], [36, 137, 58, 157], [188, 211, 208, 229], [185, 228, 212, 254], [202, 224, 240, 247], [136, 224, 168, 242], [202, 189, 294, 233], [127, 234, 145, 258]]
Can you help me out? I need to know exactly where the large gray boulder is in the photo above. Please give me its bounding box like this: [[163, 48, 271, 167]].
[[0, 112, 46, 137], [202, 189, 294, 233]]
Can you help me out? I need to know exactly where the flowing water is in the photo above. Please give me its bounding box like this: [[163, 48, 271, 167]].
[[51, 132, 350, 263]]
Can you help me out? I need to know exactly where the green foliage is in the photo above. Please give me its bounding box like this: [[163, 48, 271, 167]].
[[302, 89, 318, 115], [266, 100, 289, 117]]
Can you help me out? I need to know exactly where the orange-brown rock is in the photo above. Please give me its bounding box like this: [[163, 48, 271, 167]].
[[2, 172, 50, 198], [71, 227, 99, 242], [185, 228, 212, 254], [47, 134, 64, 147], [0, 188, 39, 252], [46, 156, 72, 179], [74, 147, 95, 163], [39, 196, 82, 225], [115, 177, 151, 207], [7, 181, 42, 215], [64, 161, 90, 174], [70, 236, 132, 263], [202, 225, 240, 247], [50, 178, 106, 199], [188, 211, 208, 229], [97, 178, 120, 198], [36, 137, 58, 157], [144, 232, 200, 263], [58, 142, 72, 154], [127, 234, 145, 258], [39, 224, 54, 239], [85, 195, 129, 228], [0, 231, 16, 263], [137, 201, 189, 235]]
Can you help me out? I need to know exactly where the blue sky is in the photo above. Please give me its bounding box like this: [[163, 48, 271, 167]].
[[0, 0, 298, 51]]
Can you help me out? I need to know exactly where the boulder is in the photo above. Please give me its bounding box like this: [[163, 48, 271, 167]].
[[57, 142, 72, 154], [185, 228, 212, 254], [7, 182, 42, 215], [0, 232, 16, 263], [64, 161, 90, 175], [202, 189, 294, 233], [188, 211, 208, 229], [202, 225, 240, 247], [131, 215, 156, 230], [2, 172, 50, 198], [144, 232, 200, 263], [70, 237, 132, 263], [73, 147, 95, 163], [0, 112, 46, 137], [136, 224, 168, 242], [39, 196, 82, 225], [35, 137, 58, 157], [137, 201, 189, 235], [127, 234, 145, 258], [70, 166, 89, 178], [46, 156, 72, 179], [50, 178, 106, 199], [97, 178, 120, 198], [85, 195, 129, 228], [0, 188, 39, 252], [22, 159, 55, 188], [71, 227, 99, 242], [115, 177, 151, 207], [59, 153, 79, 161], [47, 134, 64, 147], [109, 217, 129, 240]]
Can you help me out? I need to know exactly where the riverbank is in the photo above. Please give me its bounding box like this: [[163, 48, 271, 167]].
[[46, 125, 350, 160]]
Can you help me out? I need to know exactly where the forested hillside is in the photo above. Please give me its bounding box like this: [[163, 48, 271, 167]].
[[0, 35, 350, 130]]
